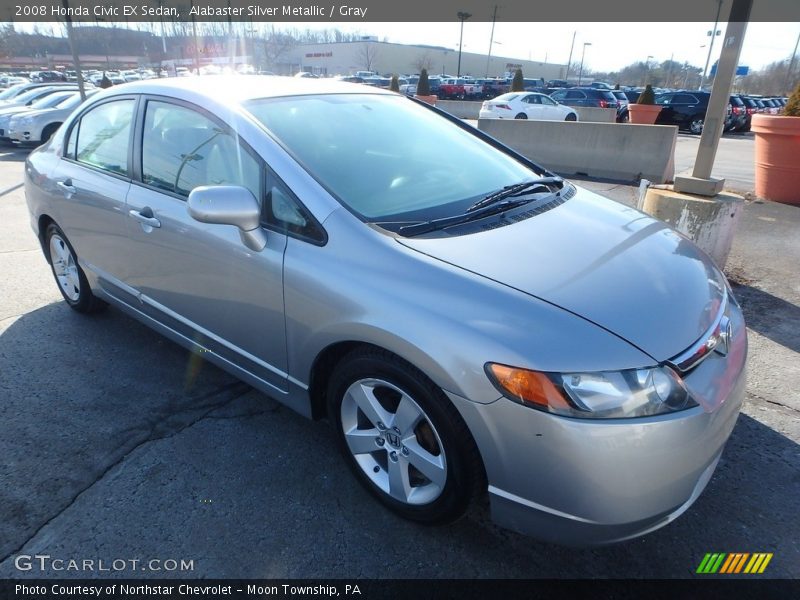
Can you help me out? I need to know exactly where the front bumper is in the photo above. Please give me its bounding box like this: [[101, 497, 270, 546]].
[[447, 311, 747, 546]]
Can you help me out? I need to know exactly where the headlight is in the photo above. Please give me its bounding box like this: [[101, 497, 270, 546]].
[[486, 363, 697, 419]]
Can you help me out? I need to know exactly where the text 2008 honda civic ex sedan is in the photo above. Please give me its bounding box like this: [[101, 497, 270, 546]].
[[25, 77, 746, 545]]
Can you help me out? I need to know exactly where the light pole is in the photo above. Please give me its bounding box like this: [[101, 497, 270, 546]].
[[577, 42, 591, 86], [643, 55, 654, 86], [456, 11, 471, 78], [566, 31, 576, 82], [784, 29, 800, 93], [699, 0, 724, 90], [485, 41, 502, 78], [485, 5, 498, 77]]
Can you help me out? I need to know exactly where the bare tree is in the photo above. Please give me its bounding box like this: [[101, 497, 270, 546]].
[[262, 26, 298, 72], [413, 51, 433, 74], [357, 42, 380, 73]]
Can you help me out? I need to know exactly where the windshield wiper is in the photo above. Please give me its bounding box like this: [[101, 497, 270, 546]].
[[399, 196, 543, 237], [467, 177, 564, 212]]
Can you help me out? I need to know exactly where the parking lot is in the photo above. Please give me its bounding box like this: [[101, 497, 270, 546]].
[[0, 140, 798, 579]]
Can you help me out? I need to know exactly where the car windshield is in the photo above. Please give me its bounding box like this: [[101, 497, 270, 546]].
[[245, 93, 539, 221], [30, 92, 75, 109], [0, 84, 30, 101], [55, 91, 93, 109], [14, 88, 57, 104]]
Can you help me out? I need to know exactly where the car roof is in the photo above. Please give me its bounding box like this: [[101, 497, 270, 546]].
[[102, 75, 394, 105]]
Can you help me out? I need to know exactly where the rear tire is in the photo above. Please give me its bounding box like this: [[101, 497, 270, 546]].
[[689, 116, 705, 135], [514, 113, 528, 120], [327, 347, 484, 525], [44, 223, 107, 314]]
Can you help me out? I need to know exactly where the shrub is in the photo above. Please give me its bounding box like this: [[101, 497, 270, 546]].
[[783, 83, 800, 117], [511, 68, 524, 92], [417, 69, 430, 96], [636, 84, 656, 105]]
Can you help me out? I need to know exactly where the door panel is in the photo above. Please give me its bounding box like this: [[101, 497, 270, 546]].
[[49, 97, 136, 296], [120, 98, 289, 394], [124, 184, 289, 393], [523, 95, 543, 119], [50, 161, 132, 292]]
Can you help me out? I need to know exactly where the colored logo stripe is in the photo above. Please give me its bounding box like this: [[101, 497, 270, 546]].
[[697, 553, 726, 574], [744, 553, 773, 574], [697, 552, 773, 574], [720, 553, 749, 573]]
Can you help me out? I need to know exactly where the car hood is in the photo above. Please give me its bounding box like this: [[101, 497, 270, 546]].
[[397, 187, 727, 361], [10, 107, 58, 121], [0, 105, 34, 117]]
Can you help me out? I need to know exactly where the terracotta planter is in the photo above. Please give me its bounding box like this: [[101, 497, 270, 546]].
[[628, 103, 662, 125], [752, 114, 800, 205], [414, 94, 437, 106]]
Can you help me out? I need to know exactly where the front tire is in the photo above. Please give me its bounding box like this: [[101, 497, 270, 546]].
[[44, 223, 107, 314], [689, 116, 704, 135], [327, 347, 484, 524], [565, 113, 577, 121]]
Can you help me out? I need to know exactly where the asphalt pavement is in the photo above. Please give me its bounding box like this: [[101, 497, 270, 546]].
[[0, 141, 797, 579]]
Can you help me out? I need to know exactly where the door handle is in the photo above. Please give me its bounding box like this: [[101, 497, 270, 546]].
[[128, 208, 161, 229], [56, 179, 76, 194]]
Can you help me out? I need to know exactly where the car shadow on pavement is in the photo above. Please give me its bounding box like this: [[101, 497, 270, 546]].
[[731, 282, 800, 354], [0, 302, 798, 578], [0, 147, 30, 162]]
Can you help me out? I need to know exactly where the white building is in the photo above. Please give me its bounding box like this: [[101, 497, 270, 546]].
[[280, 40, 566, 80]]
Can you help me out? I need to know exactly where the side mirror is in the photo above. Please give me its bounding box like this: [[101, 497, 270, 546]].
[[187, 185, 267, 252]]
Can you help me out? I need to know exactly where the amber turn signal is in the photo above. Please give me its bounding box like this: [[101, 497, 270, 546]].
[[486, 363, 572, 411]]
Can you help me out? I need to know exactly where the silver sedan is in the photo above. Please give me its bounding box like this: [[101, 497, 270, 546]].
[[24, 76, 746, 545]]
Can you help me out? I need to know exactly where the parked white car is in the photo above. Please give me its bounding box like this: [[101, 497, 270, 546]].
[[479, 92, 578, 121], [7, 90, 96, 145], [0, 89, 80, 141]]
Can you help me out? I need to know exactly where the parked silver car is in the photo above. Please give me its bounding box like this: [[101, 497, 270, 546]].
[[25, 77, 747, 545], [8, 89, 97, 145]]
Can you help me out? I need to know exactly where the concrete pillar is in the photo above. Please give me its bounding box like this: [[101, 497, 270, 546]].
[[641, 188, 744, 269]]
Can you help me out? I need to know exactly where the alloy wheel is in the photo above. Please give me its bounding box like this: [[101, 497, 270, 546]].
[[49, 233, 81, 301], [340, 378, 447, 505]]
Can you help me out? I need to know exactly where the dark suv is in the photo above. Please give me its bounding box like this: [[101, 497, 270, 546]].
[[550, 88, 620, 109], [654, 91, 734, 134], [727, 95, 748, 132]]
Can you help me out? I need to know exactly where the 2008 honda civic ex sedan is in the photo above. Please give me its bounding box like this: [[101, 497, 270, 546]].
[[25, 76, 746, 545]]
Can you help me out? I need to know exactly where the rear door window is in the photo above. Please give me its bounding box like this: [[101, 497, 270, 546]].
[[70, 99, 135, 176]]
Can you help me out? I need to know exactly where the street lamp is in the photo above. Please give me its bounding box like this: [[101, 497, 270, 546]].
[[456, 11, 471, 78], [485, 40, 502, 78], [643, 55, 654, 86], [577, 42, 591, 86], [699, 0, 724, 90]]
